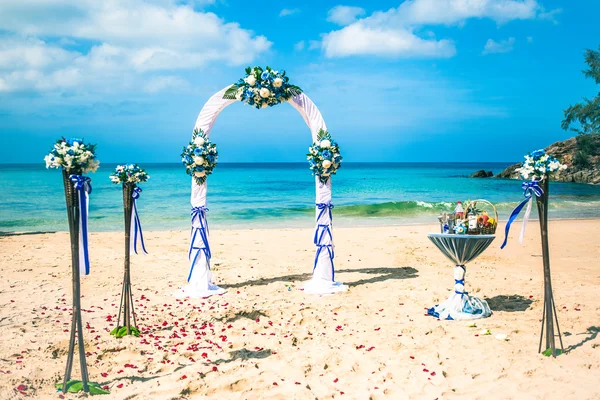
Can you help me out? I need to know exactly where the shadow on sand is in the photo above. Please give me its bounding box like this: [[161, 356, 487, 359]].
[[566, 326, 599, 354], [220, 266, 419, 290], [484, 294, 533, 312]]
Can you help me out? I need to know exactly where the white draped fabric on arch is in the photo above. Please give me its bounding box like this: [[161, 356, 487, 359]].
[[175, 86, 348, 298]]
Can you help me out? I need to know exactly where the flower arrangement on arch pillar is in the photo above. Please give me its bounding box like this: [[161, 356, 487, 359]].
[[181, 129, 218, 186], [502, 149, 567, 358], [222, 66, 303, 108], [44, 137, 103, 394], [109, 164, 149, 339], [307, 129, 342, 184]]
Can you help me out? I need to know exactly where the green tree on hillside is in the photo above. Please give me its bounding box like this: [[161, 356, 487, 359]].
[[561, 45, 600, 168]]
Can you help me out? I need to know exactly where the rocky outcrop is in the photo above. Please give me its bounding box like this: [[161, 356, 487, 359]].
[[495, 135, 600, 184], [470, 170, 493, 178]]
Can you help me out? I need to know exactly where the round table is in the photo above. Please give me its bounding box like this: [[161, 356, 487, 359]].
[[426, 233, 495, 320]]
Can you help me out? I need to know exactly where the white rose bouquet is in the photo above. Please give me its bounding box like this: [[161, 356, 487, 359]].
[[181, 128, 218, 185], [223, 66, 303, 109], [515, 149, 567, 181], [44, 137, 100, 174], [109, 164, 149, 184], [306, 129, 343, 184]]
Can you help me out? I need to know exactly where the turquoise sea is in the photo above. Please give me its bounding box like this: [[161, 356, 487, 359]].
[[1, 163, 600, 232]]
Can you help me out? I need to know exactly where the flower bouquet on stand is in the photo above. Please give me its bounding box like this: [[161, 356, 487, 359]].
[[501, 149, 567, 357], [45, 138, 107, 394], [109, 164, 149, 338]]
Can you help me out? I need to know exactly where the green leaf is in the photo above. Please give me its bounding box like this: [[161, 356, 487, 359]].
[[317, 129, 329, 141], [110, 326, 141, 338], [222, 85, 239, 100], [56, 381, 109, 395], [245, 66, 251, 75], [542, 348, 563, 357]]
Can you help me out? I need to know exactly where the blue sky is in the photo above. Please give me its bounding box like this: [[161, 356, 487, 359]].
[[0, 0, 598, 163]]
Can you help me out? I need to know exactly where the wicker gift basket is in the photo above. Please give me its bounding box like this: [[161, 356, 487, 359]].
[[464, 199, 498, 235]]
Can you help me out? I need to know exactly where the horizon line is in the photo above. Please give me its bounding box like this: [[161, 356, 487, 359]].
[[0, 161, 518, 166]]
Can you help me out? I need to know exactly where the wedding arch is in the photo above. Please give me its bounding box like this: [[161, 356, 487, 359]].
[[177, 67, 347, 298]]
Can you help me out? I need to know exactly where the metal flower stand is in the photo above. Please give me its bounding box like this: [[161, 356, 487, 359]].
[[61, 170, 89, 393], [426, 234, 495, 320]]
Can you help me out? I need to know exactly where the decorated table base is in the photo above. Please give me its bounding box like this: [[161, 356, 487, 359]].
[[427, 234, 495, 320], [304, 279, 348, 294]]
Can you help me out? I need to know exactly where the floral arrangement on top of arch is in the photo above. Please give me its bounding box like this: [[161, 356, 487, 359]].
[[181, 128, 219, 185], [223, 66, 303, 109], [307, 129, 343, 184]]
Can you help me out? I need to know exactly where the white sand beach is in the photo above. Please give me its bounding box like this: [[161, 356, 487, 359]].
[[1, 220, 599, 399]]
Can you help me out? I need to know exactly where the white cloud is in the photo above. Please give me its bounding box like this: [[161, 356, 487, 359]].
[[308, 40, 322, 51], [322, 1, 559, 58], [294, 41, 305, 51], [322, 24, 456, 58], [482, 37, 516, 54], [538, 7, 562, 24], [393, 0, 542, 25], [279, 8, 300, 17], [327, 5, 366, 25], [0, 0, 271, 93], [144, 75, 189, 93]]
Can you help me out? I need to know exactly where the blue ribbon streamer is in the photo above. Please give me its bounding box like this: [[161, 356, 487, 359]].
[[69, 175, 92, 275], [188, 206, 211, 282], [500, 181, 544, 249], [131, 186, 147, 255]]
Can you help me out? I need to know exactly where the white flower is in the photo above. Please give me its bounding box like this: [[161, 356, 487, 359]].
[[194, 156, 205, 165], [194, 136, 205, 146], [259, 88, 271, 98], [322, 160, 332, 169], [261, 102, 268, 108], [495, 333, 508, 341], [194, 171, 206, 178], [245, 75, 256, 86], [235, 88, 243, 100], [44, 154, 53, 168], [87, 159, 100, 172], [319, 139, 331, 149], [273, 78, 283, 88]]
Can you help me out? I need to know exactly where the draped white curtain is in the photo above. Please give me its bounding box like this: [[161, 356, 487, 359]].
[[176, 87, 347, 298]]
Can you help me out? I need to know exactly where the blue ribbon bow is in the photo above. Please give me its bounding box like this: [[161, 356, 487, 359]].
[[188, 206, 211, 282], [69, 175, 92, 275], [316, 202, 334, 222], [500, 181, 544, 249], [131, 186, 147, 255]]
